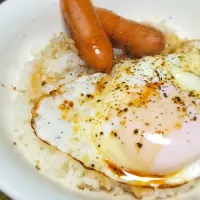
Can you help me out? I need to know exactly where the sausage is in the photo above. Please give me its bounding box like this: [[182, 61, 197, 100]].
[[96, 8, 166, 57], [60, 0, 113, 73]]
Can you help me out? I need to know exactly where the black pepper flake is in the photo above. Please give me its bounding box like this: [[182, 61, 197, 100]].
[[98, 144, 101, 148], [36, 165, 40, 170], [41, 81, 47, 86], [115, 86, 120, 90], [87, 94, 94, 99], [163, 93, 168, 98], [176, 96, 181, 101], [134, 129, 139, 134], [136, 142, 143, 149], [91, 164, 95, 168], [171, 75, 175, 79], [192, 116, 197, 121], [97, 99, 101, 102], [100, 132, 104, 135], [114, 132, 117, 137], [155, 70, 160, 80], [57, 137, 60, 139], [188, 91, 194, 97], [172, 96, 183, 104], [13, 142, 17, 145], [123, 108, 128, 112]]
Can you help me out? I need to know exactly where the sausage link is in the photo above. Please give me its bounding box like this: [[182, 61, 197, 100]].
[[61, 0, 113, 73], [96, 8, 166, 57]]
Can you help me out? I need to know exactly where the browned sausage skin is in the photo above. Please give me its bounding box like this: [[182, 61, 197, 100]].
[[61, 0, 113, 73], [96, 8, 166, 57]]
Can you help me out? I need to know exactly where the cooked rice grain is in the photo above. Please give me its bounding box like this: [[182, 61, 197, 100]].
[[13, 33, 200, 200]]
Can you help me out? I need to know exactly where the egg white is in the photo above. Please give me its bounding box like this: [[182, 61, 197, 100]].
[[32, 52, 200, 187]]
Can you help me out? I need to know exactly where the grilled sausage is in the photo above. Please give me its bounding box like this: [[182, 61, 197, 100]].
[[61, 0, 113, 73], [96, 7, 165, 57]]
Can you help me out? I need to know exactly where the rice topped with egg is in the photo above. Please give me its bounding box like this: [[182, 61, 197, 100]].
[[13, 33, 200, 199]]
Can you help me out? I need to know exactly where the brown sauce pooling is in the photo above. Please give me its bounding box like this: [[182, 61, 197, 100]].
[[106, 160, 185, 188]]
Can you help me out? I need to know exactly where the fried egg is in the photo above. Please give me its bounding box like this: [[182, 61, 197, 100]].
[[31, 51, 200, 187]]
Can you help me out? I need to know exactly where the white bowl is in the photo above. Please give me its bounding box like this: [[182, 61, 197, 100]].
[[0, 0, 200, 199]]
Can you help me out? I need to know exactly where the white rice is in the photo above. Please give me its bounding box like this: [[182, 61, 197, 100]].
[[12, 33, 200, 199]]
